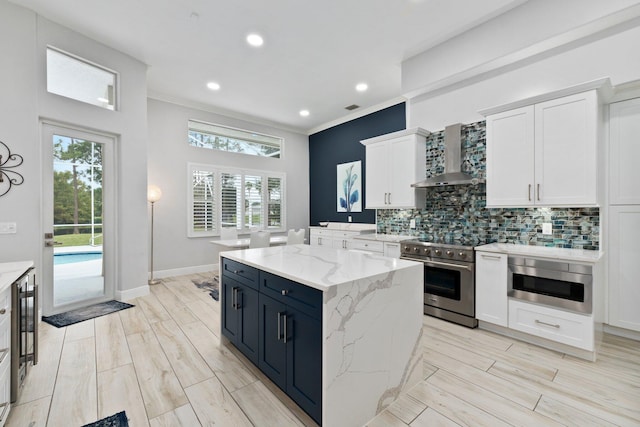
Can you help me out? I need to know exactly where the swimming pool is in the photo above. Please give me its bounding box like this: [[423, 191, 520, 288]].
[[54, 252, 103, 265]]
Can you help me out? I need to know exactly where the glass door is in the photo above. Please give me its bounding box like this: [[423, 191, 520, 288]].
[[42, 124, 115, 315]]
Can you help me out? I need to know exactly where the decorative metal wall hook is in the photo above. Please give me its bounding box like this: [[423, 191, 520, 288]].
[[0, 140, 25, 197]]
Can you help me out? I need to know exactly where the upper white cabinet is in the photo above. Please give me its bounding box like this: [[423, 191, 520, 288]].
[[610, 98, 640, 205], [360, 128, 428, 209], [483, 87, 603, 208]]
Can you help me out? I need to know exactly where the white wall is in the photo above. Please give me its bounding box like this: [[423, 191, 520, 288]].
[[407, 22, 640, 131], [147, 99, 310, 276], [0, 1, 149, 300]]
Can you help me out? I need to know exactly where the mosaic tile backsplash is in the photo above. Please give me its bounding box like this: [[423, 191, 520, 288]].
[[376, 121, 600, 250]]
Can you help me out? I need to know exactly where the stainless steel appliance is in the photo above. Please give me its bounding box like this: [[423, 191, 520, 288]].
[[508, 257, 592, 314], [11, 267, 38, 402], [401, 240, 477, 328]]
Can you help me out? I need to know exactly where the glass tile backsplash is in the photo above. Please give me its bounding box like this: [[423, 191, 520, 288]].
[[376, 121, 599, 250]]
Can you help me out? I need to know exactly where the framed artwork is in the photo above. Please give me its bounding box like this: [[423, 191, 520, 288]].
[[337, 160, 361, 212]]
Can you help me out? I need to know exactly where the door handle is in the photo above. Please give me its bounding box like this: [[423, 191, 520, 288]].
[[44, 240, 63, 247]]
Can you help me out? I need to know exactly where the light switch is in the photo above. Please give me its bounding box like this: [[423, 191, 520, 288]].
[[542, 223, 552, 235], [0, 222, 17, 234], [410, 219, 416, 229]]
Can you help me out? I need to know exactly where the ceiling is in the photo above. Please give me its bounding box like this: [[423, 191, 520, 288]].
[[11, 0, 525, 133]]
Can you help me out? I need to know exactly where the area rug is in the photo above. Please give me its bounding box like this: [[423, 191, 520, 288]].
[[42, 300, 134, 328], [82, 411, 129, 427], [192, 276, 219, 301]]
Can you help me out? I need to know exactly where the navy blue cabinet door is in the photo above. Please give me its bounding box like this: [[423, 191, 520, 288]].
[[258, 293, 287, 390], [222, 278, 259, 365], [286, 306, 322, 424]]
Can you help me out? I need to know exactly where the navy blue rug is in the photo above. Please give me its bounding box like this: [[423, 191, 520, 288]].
[[192, 277, 219, 301], [82, 411, 129, 427], [42, 300, 134, 328]]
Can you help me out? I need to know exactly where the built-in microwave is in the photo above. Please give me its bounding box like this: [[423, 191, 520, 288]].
[[508, 256, 592, 314]]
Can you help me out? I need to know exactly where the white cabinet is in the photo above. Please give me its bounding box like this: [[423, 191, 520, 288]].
[[309, 227, 375, 250], [361, 128, 428, 209], [383, 242, 401, 258], [610, 98, 640, 205], [508, 299, 594, 351], [608, 206, 640, 332], [485, 90, 600, 207], [475, 252, 508, 327]]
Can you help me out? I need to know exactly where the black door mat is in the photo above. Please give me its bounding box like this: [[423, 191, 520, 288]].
[[42, 300, 134, 328], [82, 411, 129, 427]]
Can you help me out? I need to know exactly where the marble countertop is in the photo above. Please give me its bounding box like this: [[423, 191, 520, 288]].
[[220, 244, 421, 292], [352, 234, 414, 243], [475, 243, 603, 263], [0, 261, 34, 292]]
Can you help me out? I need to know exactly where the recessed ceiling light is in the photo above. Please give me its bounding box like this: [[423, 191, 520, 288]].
[[299, 110, 310, 117], [207, 81, 221, 91], [246, 33, 264, 47], [356, 83, 368, 92]]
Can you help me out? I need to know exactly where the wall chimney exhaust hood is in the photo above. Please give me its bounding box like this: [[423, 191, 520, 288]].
[[411, 123, 484, 188]]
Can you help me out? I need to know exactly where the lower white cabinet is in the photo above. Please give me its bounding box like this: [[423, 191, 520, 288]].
[[508, 299, 594, 351], [309, 228, 374, 250], [0, 285, 10, 427], [475, 252, 508, 327], [349, 239, 384, 253], [383, 242, 401, 258], [608, 206, 640, 332]]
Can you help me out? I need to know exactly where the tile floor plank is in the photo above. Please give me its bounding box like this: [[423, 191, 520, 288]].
[[535, 395, 619, 427], [97, 363, 149, 427], [184, 377, 252, 426], [136, 292, 172, 324], [5, 396, 50, 427], [409, 407, 461, 427], [119, 303, 152, 335], [95, 313, 132, 372], [149, 403, 201, 427], [231, 380, 305, 426]]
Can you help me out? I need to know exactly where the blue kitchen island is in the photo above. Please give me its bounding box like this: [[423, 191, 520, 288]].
[[219, 244, 423, 427]]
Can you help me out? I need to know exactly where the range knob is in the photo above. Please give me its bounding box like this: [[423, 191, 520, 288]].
[[423, 248, 431, 256], [446, 250, 454, 257], [459, 252, 467, 259], [434, 249, 442, 256], [413, 247, 420, 253]]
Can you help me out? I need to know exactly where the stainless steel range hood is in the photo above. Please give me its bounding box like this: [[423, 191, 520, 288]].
[[411, 123, 484, 188]]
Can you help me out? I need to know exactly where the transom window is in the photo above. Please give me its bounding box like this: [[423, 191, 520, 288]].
[[188, 163, 285, 237], [46, 47, 117, 111], [188, 120, 282, 158]]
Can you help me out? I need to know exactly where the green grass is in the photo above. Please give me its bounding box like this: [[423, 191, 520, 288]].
[[54, 233, 103, 247]]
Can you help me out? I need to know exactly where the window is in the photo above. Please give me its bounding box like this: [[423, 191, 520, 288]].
[[188, 163, 285, 237], [46, 47, 117, 110], [188, 120, 282, 158]]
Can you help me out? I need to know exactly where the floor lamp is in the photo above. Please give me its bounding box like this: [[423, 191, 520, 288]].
[[148, 185, 162, 285]]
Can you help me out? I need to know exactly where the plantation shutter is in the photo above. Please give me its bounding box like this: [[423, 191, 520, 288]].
[[267, 177, 282, 229], [221, 173, 242, 230], [244, 175, 263, 230], [192, 170, 215, 233]]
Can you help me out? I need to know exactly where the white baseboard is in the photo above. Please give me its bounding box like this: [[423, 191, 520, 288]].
[[604, 324, 640, 341], [117, 284, 150, 301], [150, 263, 219, 280]]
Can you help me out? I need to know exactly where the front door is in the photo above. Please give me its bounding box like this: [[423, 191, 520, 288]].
[[41, 123, 115, 315]]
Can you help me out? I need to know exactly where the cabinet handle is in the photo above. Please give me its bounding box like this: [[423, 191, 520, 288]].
[[277, 312, 282, 341], [537, 184, 540, 201], [283, 314, 288, 344], [281, 289, 288, 296], [388, 193, 391, 205], [528, 184, 531, 201], [231, 287, 238, 309], [480, 254, 501, 260], [535, 319, 560, 329], [0, 308, 5, 315], [232, 269, 243, 274]]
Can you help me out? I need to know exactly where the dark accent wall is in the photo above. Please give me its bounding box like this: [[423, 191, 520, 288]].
[[308, 103, 406, 225]]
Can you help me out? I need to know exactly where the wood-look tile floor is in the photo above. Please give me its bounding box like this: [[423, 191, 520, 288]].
[[7, 273, 640, 426]]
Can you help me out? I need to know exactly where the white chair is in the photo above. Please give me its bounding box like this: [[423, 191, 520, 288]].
[[249, 230, 271, 248], [286, 229, 305, 245], [219, 227, 238, 241]]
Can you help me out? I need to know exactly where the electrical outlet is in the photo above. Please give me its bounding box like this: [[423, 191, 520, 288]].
[[0, 222, 17, 234], [348, 216, 352, 223], [542, 223, 552, 235], [409, 219, 416, 229]]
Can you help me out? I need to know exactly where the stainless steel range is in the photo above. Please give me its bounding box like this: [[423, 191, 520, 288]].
[[400, 240, 477, 328]]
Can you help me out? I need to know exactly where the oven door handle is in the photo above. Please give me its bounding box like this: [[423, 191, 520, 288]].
[[402, 257, 474, 272]]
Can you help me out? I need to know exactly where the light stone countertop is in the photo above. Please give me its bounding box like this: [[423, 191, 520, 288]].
[[0, 260, 34, 292], [220, 244, 421, 292], [352, 234, 414, 243], [309, 222, 376, 231], [475, 243, 603, 263]]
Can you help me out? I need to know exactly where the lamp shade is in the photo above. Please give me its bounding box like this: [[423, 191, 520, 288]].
[[147, 185, 162, 203]]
